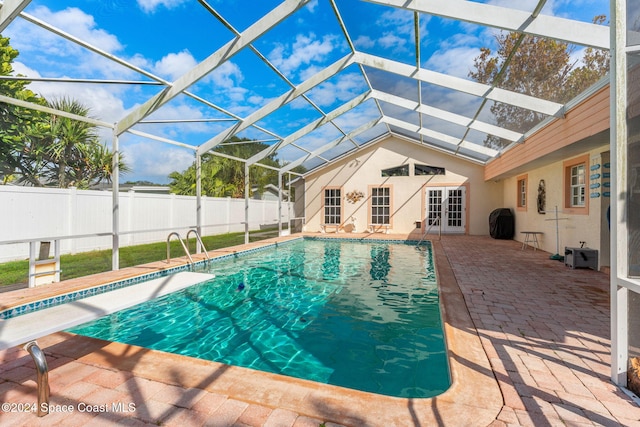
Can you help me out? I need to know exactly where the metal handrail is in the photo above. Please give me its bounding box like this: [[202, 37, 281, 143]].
[[24, 341, 49, 417], [166, 232, 194, 264], [0, 221, 254, 246], [417, 214, 442, 246], [186, 229, 210, 261]]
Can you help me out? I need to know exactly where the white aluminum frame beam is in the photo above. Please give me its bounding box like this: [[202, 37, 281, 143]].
[[382, 115, 498, 158], [0, 94, 114, 129], [371, 89, 524, 143], [116, 0, 310, 136], [367, 0, 609, 49], [246, 91, 371, 166], [281, 118, 382, 172], [200, 0, 357, 152], [197, 53, 355, 155], [356, 52, 565, 118], [0, 76, 163, 86], [126, 129, 198, 151], [18, 10, 249, 126], [0, 0, 30, 32]]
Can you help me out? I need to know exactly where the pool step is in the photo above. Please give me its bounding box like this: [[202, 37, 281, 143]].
[[0, 271, 214, 350]]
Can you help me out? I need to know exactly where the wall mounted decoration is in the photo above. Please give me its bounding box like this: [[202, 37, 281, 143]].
[[345, 190, 364, 204], [537, 179, 546, 214]]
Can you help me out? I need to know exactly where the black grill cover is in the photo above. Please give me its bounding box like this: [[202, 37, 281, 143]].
[[489, 208, 514, 239]]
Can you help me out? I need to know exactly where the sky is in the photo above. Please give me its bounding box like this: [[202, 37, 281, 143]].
[[3, 0, 611, 183]]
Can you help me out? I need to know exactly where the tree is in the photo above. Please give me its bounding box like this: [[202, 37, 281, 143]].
[[469, 15, 609, 149], [0, 36, 127, 188], [0, 35, 48, 184], [25, 97, 130, 188], [169, 138, 281, 198]]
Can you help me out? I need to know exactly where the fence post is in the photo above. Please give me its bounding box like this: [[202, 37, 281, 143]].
[[67, 187, 77, 254], [244, 164, 249, 244], [111, 131, 119, 271], [127, 189, 135, 246]]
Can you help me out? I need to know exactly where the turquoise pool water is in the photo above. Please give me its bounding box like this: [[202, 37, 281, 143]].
[[69, 238, 450, 398]]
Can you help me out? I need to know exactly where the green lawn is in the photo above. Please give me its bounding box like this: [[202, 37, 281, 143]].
[[0, 230, 279, 288]]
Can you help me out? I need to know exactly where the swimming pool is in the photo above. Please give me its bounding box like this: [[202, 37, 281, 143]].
[[69, 238, 450, 398]]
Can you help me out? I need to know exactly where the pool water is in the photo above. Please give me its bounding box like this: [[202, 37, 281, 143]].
[[69, 239, 450, 398]]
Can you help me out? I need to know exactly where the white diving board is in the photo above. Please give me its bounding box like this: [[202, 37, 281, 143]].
[[0, 271, 215, 350]]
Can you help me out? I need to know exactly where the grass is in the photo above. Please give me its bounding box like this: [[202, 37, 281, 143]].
[[0, 229, 279, 288]]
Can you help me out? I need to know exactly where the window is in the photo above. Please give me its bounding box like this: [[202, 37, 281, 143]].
[[563, 155, 589, 214], [415, 164, 445, 176], [517, 174, 527, 210], [323, 188, 341, 224], [371, 187, 390, 225], [381, 165, 409, 177], [570, 164, 586, 207]]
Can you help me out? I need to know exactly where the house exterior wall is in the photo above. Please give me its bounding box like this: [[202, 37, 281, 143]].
[[300, 136, 502, 235], [500, 146, 611, 267]]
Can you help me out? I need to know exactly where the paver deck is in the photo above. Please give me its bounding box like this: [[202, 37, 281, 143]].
[[0, 234, 638, 426]]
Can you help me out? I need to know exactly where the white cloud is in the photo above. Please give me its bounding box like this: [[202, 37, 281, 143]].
[[377, 33, 408, 51], [425, 46, 481, 79], [306, 73, 368, 108], [354, 35, 375, 50], [305, 0, 319, 13], [377, 8, 414, 37], [31, 6, 122, 53], [153, 50, 198, 81], [269, 33, 340, 77], [333, 100, 380, 130], [209, 61, 244, 89], [5, 6, 137, 81], [136, 0, 188, 14], [11, 61, 40, 79], [123, 140, 195, 183], [357, 7, 425, 54], [13, 61, 127, 126]]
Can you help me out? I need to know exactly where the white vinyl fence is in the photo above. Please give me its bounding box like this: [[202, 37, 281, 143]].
[[0, 186, 293, 263]]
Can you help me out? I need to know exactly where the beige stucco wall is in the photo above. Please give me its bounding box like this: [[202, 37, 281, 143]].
[[500, 146, 611, 267], [299, 136, 502, 235]]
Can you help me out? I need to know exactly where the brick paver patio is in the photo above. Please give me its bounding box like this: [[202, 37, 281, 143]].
[[441, 236, 640, 427]]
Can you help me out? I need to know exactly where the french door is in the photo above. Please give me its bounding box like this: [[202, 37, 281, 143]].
[[425, 186, 466, 234]]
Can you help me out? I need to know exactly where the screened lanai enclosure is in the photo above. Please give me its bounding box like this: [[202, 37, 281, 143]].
[[0, 0, 638, 394]]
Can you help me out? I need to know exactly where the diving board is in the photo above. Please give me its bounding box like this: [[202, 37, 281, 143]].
[[0, 271, 214, 350]]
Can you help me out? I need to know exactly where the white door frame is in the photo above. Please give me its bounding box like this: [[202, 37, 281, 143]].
[[424, 185, 467, 234]]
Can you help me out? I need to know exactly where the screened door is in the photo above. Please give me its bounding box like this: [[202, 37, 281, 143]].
[[425, 186, 466, 234]]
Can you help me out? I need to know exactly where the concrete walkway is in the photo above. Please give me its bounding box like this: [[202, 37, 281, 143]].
[[0, 235, 639, 426]]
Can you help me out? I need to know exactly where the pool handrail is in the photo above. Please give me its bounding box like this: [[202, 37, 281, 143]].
[[166, 232, 194, 265], [24, 341, 50, 417], [417, 214, 442, 246], [186, 229, 210, 262]]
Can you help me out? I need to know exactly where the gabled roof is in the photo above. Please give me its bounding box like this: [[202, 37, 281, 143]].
[[0, 0, 610, 180]]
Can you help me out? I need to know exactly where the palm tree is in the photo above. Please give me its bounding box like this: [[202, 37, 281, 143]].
[[35, 97, 128, 188], [169, 139, 281, 198], [42, 97, 97, 188]]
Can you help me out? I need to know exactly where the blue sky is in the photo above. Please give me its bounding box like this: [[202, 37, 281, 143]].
[[4, 0, 610, 183]]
